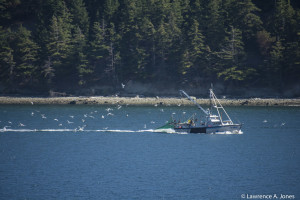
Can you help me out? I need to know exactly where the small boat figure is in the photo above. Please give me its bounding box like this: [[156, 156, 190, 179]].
[[157, 88, 242, 134]]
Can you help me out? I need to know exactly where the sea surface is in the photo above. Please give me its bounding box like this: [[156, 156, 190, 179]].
[[0, 105, 299, 200]]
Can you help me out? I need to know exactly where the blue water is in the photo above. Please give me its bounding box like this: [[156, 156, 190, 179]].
[[0, 105, 299, 200]]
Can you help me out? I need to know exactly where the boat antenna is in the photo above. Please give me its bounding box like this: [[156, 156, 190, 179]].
[[179, 90, 209, 115]]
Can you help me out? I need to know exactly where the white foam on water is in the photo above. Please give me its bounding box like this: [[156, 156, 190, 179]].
[[0, 128, 157, 133], [153, 128, 176, 134], [153, 128, 189, 134], [0, 128, 81, 132], [137, 129, 156, 133], [0, 128, 34, 132], [214, 130, 243, 134], [93, 129, 136, 133]]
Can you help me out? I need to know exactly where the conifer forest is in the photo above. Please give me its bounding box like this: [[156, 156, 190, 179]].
[[0, 0, 300, 96]]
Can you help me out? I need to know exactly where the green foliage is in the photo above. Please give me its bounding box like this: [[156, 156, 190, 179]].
[[68, 0, 89, 35], [0, 0, 299, 94], [13, 25, 39, 85], [0, 26, 15, 85]]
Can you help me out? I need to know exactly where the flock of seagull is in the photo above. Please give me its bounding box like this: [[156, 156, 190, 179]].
[[0, 102, 175, 132], [1, 105, 287, 132]]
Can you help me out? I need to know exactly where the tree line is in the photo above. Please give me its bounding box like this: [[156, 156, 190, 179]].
[[0, 0, 300, 95]]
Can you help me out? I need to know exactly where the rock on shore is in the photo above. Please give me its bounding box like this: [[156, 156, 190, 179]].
[[0, 96, 299, 106]]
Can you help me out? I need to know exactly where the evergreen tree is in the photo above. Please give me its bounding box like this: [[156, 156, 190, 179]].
[[0, 26, 15, 87], [268, 40, 284, 88], [273, 0, 296, 41], [118, 0, 148, 81], [45, 4, 73, 86], [13, 25, 39, 87], [139, 18, 156, 75], [68, 0, 89, 35], [46, 15, 64, 68], [89, 21, 109, 83], [106, 22, 121, 84], [71, 26, 90, 86], [0, 0, 21, 25], [224, 0, 262, 40], [155, 21, 172, 76], [217, 26, 248, 83], [203, 0, 224, 50], [181, 19, 207, 81], [103, 0, 120, 20]]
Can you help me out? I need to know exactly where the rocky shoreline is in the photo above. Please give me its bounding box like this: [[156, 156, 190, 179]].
[[0, 96, 299, 106]]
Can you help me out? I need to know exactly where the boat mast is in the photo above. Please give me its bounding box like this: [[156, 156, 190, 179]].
[[209, 89, 233, 125], [179, 90, 209, 116]]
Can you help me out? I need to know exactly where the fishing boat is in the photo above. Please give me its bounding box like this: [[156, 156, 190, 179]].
[[156, 88, 242, 134]]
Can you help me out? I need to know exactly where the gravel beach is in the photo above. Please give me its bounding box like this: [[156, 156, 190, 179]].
[[0, 96, 299, 106]]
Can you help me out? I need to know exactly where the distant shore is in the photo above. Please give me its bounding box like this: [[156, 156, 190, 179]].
[[0, 96, 299, 106]]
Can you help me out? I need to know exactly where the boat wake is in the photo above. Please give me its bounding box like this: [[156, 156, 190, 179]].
[[154, 128, 189, 134], [0, 128, 242, 134], [0, 128, 157, 133], [214, 130, 243, 134]]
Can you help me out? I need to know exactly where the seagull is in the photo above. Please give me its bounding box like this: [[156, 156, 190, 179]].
[[183, 112, 186, 115], [67, 120, 73, 124], [263, 120, 268, 123], [172, 112, 176, 115], [117, 105, 122, 110], [31, 112, 34, 116], [31, 101, 34, 105], [281, 122, 286, 126], [126, 114, 129, 117], [154, 104, 158, 107], [69, 115, 74, 119], [78, 125, 86, 131], [121, 83, 125, 88], [84, 114, 88, 118], [8, 121, 12, 124], [106, 108, 113, 112], [101, 115, 105, 119], [54, 119, 58, 121], [41, 114, 46, 119], [82, 119, 85, 123], [151, 121, 155, 124], [177, 104, 181, 107], [89, 115, 95, 119], [59, 124, 63, 126], [18, 123, 25, 127], [107, 113, 114, 116]]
